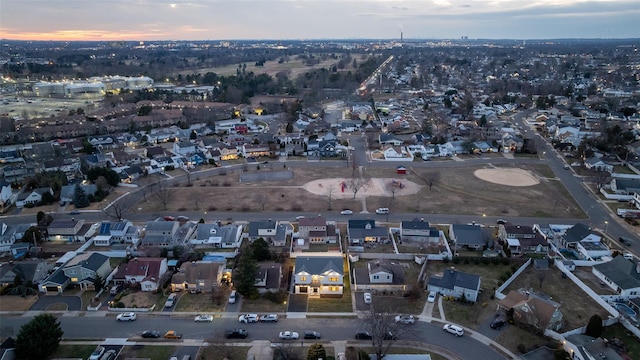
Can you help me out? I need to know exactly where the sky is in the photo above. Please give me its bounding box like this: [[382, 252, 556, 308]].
[[1, 0, 639, 41]]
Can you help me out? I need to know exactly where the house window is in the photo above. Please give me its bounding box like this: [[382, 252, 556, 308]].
[[300, 276, 307, 281], [71, 277, 78, 283], [329, 286, 340, 292], [373, 275, 379, 280], [329, 277, 339, 282]]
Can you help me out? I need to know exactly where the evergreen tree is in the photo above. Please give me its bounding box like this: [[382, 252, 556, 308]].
[[73, 184, 90, 208], [585, 314, 603, 338], [236, 249, 258, 298], [15, 314, 64, 360], [250, 238, 271, 261], [307, 343, 327, 360]]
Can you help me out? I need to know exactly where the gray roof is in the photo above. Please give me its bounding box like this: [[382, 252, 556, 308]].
[[451, 224, 486, 246], [294, 256, 343, 276], [593, 256, 640, 290], [42, 267, 69, 286], [196, 223, 239, 243], [427, 269, 481, 291], [563, 223, 591, 243], [614, 178, 640, 191], [276, 224, 287, 242], [248, 220, 277, 237], [145, 221, 178, 232], [60, 184, 97, 200], [401, 220, 431, 230], [70, 252, 109, 272]]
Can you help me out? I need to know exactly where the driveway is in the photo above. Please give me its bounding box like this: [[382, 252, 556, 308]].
[[29, 294, 81, 311], [287, 294, 307, 312]]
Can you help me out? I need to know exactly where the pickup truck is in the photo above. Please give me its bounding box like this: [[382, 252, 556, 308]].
[[225, 328, 248, 339]]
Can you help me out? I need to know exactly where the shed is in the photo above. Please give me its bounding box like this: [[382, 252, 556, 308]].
[[396, 166, 407, 175]]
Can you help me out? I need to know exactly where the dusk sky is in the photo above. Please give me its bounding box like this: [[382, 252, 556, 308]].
[[2, 0, 639, 41]]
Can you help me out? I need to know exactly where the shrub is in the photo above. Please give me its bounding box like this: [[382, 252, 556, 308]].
[[114, 301, 125, 308], [222, 181, 231, 186], [207, 206, 217, 211], [178, 207, 186, 211], [517, 344, 526, 353]]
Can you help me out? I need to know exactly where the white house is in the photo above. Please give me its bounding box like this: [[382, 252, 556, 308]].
[[592, 256, 640, 298], [192, 223, 243, 248], [293, 256, 344, 297]]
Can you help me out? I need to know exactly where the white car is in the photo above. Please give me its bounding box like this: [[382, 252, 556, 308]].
[[427, 291, 437, 303], [363, 292, 372, 304], [443, 323, 464, 336], [194, 314, 214, 322], [259, 314, 279, 322], [279, 331, 299, 340], [340, 209, 353, 215], [116, 312, 137, 321], [238, 313, 259, 323], [394, 315, 415, 324], [375, 207, 389, 214]]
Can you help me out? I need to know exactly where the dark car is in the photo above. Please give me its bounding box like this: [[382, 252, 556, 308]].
[[303, 331, 321, 339], [141, 330, 160, 338], [490, 317, 507, 330], [355, 332, 372, 340], [225, 328, 248, 339], [619, 237, 633, 246]]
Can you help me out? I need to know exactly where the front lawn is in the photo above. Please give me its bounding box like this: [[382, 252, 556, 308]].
[[49, 344, 96, 359], [307, 296, 353, 312]]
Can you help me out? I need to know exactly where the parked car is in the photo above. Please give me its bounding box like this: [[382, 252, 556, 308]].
[[69, 210, 80, 215], [164, 330, 182, 339], [427, 291, 437, 303], [355, 332, 373, 340], [375, 207, 389, 214], [496, 219, 507, 225], [303, 331, 321, 339], [165, 293, 177, 308], [394, 315, 415, 324], [260, 314, 279, 322], [490, 317, 507, 330], [279, 331, 299, 340], [443, 323, 464, 336], [194, 314, 214, 322], [228, 290, 237, 304], [619, 237, 633, 246], [110, 285, 122, 295], [116, 312, 137, 321], [363, 292, 372, 304], [295, 216, 306, 220], [225, 328, 248, 339], [88, 346, 105, 360], [141, 330, 160, 338], [101, 350, 116, 360], [340, 209, 353, 215], [238, 314, 259, 323]]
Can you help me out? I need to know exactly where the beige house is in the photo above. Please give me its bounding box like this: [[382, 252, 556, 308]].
[[170, 261, 224, 293]]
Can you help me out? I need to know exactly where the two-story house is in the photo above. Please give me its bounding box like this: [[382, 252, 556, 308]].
[[192, 223, 243, 248], [47, 218, 85, 242], [298, 216, 337, 244], [140, 221, 180, 247], [400, 219, 440, 245], [248, 220, 278, 242], [498, 289, 563, 331], [449, 224, 487, 251], [113, 257, 168, 292], [59, 184, 98, 204], [293, 256, 344, 297], [347, 219, 389, 245], [93, 221, 138, 247], [498, 224, 548, 255], [0, 260, 53, 287], [173, 141, 196, 156]]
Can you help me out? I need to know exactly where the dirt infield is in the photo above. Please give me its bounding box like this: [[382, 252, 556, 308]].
[[302, 178, 421, 199], [474, 168, 540, 187]]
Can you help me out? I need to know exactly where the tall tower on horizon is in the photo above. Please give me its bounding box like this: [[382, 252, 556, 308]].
[[401, 32, 403, 43]]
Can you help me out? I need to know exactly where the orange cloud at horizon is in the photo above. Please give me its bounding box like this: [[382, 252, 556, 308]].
[[0, 29, 172, 41]]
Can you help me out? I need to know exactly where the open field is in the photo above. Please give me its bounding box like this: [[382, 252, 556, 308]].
[[135, 163, 585, 218]]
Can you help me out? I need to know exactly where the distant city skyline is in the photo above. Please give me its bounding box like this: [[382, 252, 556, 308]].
[[1, 0, 639, 41]]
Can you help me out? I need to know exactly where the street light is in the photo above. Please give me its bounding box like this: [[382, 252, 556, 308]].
[[604, 221, 609, 233]]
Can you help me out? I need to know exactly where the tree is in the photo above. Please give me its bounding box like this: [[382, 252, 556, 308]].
[[325, 185, 335, 210], [236, 249, 259, 298], [250, 238, 272, 261], [73, 184, 90, 208], [307, 343, 327, 360], [361, 302, 405, 360], [86, 167, 121, 187], [103, 199, 131, 221], [536, 269, 547, 289], [423, 171, 440, 190], [15, 313, 64, 360], [93, 274, 105, 292], [22, 226, 43, 244], [585, 314, 603, 338], [348, 176, 370, 199], [255, 193, 267, 211], [154, 182, 172, 210], [36, 211, 46, 225], [190, 130, 197, 140]]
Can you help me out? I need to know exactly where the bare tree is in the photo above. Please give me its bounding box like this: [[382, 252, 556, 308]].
[[590, 170, 611, 190], [361, 302, 407, 360], [326, 185, 335, 210], [204, 340, 237, 360], [103, 200, 131, 221], [386, 180, 400, 199], [154, 182, 172, 210], [272, 341, 303, 360], [349, 176, 370, 199], [255, 193, 267, 211], [423, 171, 441, 190], [536, 269, 547, 289]]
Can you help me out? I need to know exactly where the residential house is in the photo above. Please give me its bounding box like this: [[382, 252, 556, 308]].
[[0, 223, 16, 253], [144, 145, 166, 159], [218, 145, 240, 160], [427, 267, 481, 302], [119, 166, 145, 183], [400, 219, 440, 245], [312, 140, 339, 157], [247, 219, 278, 242], [584, 157, 614, 173], [113, 257, 168, 292], [293, 256, 344, 297], [9, 243, 30, 259], [255, 262, 283, 294], [498, 224, 548, 255], [192, 222, 243, 248], [497, 289, 563, 331], [173, 141, 196, 156], [140, 221, 180, 247], [47, 218, 85, 242], [298, 216, 337, 244], [449, 224, 487, 251], [170, 261, 224, 293], [59, 184, 98, 204], [15, 187, 53, 208], [242, 144, 271, 158], [575, 236, 611, 260], [564, 335, 623, 360], [0, 260, 53, 287], [379, 133, 403, 146], [382, 145, 413, 161], [353, 258, 407, 291], [501, 134, 524, 153], [39, 252, 111, 293], [561, 222, 595, 248], [93, 221, 136, 247], [12, 223, 34, 242], [610, 178, 640, 195], [0, 180, 13, 212], [347, 219, 389, 245], [592, 255, 640, 297]]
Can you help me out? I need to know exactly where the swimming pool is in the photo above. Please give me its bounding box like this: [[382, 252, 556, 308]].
[[615, 303, 637, 318], [202, 255, 226, 262]]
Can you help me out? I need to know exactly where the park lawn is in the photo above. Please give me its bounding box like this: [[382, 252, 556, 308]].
[[49, 344, 97, 359]]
